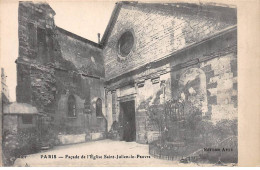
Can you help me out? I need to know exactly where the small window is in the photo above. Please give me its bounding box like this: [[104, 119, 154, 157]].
[[96, 98, 103, 117], [118, 31, 134, 57], [68, 95, 76, 117], [22, 115, 33, 124]]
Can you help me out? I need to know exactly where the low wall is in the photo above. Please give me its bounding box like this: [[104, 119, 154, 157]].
[[58, 132, 106, 145], [86, 132, 106, 141], [58, 134, 86, 145]]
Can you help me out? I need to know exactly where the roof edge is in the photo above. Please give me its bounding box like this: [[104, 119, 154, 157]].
[[100, 1, 123, 46], [100, 1, 236, 47], [56, 26, 102, 49]]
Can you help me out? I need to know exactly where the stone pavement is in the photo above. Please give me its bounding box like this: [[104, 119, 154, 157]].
[[14, 139, 184, 167]]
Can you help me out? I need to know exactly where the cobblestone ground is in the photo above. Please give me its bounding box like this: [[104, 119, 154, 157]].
[[14, 139, 184, 167]]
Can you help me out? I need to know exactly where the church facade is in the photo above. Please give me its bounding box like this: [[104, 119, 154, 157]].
[[16, 1, 237, 145]]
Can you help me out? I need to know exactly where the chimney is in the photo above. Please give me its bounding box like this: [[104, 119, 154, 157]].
[[97, 33, 101, 44], [1, 68, 4, 78]]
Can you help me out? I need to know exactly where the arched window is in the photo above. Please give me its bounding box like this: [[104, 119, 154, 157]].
[[96, 98, 102, 117], [84, 97, 91, 114], [68, 95, 76, 117]]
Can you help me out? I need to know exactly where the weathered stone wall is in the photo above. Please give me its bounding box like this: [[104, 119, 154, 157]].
[[53, 28, 106, 134], [17, 2, 106, 138], [53, 74, 106, 134], [56, 28, 104, 78], [103, 3, 236, 80], [17, 2, 56, 114], [200, 54, 237, 123]]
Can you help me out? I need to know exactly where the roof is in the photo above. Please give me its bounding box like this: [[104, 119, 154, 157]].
[[56, 27, 102, 49], [100, 1, 236, 47], [3, 102, 38, 115], [55, 27, 105, 78]]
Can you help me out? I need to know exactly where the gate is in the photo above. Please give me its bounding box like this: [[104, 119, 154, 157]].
[[164, 99, 185, 122]]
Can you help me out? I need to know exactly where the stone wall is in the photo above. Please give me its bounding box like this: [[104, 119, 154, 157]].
[[17, 2, 56, 113], [17, 2, 106, 139], [201, 54, 237, 123], [103, 2, 236, 80], [53, 28, 106, 134], [56, 27, 104, 78], [170, 29, 237, 123]]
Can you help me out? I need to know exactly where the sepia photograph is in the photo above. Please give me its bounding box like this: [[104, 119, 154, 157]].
[[0, 0, 258, 167]]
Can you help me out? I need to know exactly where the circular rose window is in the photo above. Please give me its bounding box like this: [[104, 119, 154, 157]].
[[118, 31, 134, 57]]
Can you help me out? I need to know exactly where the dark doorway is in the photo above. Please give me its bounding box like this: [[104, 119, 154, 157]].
[[120, 100, 136, 142]]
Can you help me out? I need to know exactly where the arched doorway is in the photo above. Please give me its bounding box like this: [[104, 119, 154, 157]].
[[178, 68, 208, 116]]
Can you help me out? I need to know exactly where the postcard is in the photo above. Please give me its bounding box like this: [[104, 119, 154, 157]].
[[0, 0, 259, 167]]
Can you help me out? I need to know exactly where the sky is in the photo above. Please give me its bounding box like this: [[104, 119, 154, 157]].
[[0, 1, 115, 102]]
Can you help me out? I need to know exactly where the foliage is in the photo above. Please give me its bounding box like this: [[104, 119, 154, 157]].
[[3, 128, 40, 166], [146, 99, 186, 143], [146, 97, 238, 164], [146, 104, 165, 133]]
